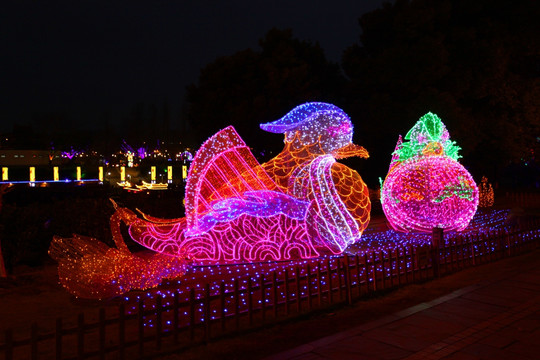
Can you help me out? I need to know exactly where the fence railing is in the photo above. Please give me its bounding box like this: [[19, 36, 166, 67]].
[[504, 192, 540, 207], [1, 220, 539, 359]]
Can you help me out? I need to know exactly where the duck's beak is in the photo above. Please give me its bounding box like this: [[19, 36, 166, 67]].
[[333, 143, 369, 159]]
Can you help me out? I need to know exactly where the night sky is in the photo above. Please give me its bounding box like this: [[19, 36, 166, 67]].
[[1, 0, 386, 132]]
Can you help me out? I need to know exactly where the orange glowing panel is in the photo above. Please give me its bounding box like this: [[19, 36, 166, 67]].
[[76, 166, 82, 181], [120, 166, 126, 182], [167, 166, 172, 180], [98, 166, 104, 182], [54, 167, 59, 181], [151, 166, 156, 182], [29, 167, 35, 182], [2, 167, 7, 181]]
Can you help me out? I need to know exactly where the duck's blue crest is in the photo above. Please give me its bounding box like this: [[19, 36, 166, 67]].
[[260, 102, 348, 133]]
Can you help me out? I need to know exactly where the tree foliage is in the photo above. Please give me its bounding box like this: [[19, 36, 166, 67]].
[[185, 28, 346, 157], [342, 0, 540, 183]]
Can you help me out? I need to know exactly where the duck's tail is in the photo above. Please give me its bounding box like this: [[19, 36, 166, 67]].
[[49, 203, 189, 299]]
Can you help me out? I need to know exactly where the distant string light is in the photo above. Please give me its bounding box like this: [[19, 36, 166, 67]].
[[478, 176, 494, 208]]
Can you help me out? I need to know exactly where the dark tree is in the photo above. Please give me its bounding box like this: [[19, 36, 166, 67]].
[[185, 28, 346, 157], [342, 0, 540, 187]]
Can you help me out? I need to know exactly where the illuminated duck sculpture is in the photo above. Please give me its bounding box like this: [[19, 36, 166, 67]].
[[50, 102, 371, 298], [124, 102, 371, 260]]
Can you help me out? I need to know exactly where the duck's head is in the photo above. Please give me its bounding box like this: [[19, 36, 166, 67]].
[[260, 102, 368, 159]]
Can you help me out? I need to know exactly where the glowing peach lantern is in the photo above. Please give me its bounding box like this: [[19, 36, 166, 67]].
[[380, 113, 478, 232]]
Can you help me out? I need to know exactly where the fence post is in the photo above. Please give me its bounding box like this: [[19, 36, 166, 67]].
[[284, 269, 290, 315], [189, 288, 196, 341], [431, 227, 443, 277], [506, 229, 511, 256], [295, 266, 302, 313], [389, 250, 395, 288], [380, 251, 386, 289], [260, 274, 266, 323], [77, 313, 84, 360], [156, 295, 163, 350], [396, 247, 401, 286], [364, 253, 370, 293], [98, 308, 106, 360], [272, 271, 278, 319], [317, 265, 322, 307], [220, 282, 226, 332], [234, 279, 240, 331], [247, 278, 253, 326], [471, 240, 476, 266], [31, 323, 38, 360], [118, 304, 125, 360], [410, 246, 415, 282], [204, 284, 211, 343], [355, 254, 361, 295], [344, 256, 352, 304], [55, 318, 62, 360], [326, 259, 333, 304], [306, 265, 313, 310], [138, 299, 145, 355], [373, 252, 378, 291], [174, 291, 180, 343], [344, 257, 352, 305], [5, 329, 13, 360], [337, 259, 344, 300], [459, 236, 465, 268]]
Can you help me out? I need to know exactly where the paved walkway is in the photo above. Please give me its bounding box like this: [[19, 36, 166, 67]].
[[265, 253, 540, 360]]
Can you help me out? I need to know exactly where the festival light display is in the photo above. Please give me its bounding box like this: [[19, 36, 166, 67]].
[[380, 113, 478, 232], [29, 167, 35, 183], [151, 166, 156, 183], [50, 102, 371, 298], [124, 103, 370, 260], [167, 166, 173, 182], [478, 176, 494, 208]]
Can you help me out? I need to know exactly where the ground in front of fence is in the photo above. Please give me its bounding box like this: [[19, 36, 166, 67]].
[[153, 248, 540, 360]]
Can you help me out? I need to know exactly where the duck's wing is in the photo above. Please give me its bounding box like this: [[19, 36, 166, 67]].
[[185, 126, 281, 232]]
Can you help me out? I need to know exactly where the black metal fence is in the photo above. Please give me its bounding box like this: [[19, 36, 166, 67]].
[[1, 220, 539, 359]]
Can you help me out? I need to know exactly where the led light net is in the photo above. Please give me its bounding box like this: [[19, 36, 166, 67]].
[[380, 112, 478, 232]]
